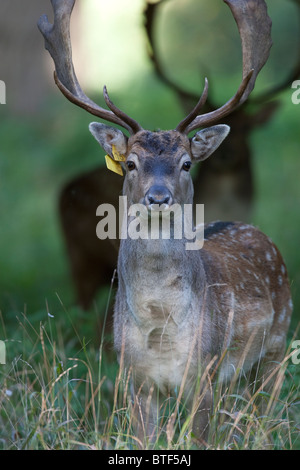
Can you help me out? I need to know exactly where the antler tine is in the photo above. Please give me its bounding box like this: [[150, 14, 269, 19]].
[[38, 0, 142, 135], [178, 0, 272, 134], [103, 86, 142, 134], [183, 70, 254, 133]]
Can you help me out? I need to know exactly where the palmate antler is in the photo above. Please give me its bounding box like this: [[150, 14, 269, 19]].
[[37, 0, 142, 135], [38, 0, 272, 135]]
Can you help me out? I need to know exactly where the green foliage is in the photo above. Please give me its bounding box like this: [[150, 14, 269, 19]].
[[0, 0, 299, 450]]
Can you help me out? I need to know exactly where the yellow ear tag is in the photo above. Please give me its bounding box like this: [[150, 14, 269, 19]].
[[105, 154, 123, 176], [112, 144, 126, 162]]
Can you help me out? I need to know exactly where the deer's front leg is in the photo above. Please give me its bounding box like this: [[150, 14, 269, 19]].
[[131, 380, 162, 448], [186, 382, 213, 446]]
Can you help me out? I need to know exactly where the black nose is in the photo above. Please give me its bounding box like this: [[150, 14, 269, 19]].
[[145, 185, 173, 207]]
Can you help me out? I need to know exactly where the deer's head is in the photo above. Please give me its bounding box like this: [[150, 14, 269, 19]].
[[89, 124, 230, 208], [38, 0, 272, 209]]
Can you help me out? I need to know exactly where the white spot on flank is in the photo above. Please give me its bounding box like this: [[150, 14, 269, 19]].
[[271, 308, 275, 322], [281, 265, 286, 275], [278, 275, 283, 286], [265, 275, 270, 284], [278, 307, 286, 324], [266, 252, 272, 261], [227, 253, 238, 261], [272, 292, 276, 301], [288, 298, 293, 310]]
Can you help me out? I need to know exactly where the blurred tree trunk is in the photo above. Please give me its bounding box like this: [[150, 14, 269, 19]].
[[0, 0, 81, 115]]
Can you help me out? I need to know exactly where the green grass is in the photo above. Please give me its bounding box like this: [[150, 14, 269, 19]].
[[1, 0, 300, 446], [0, 300, 299, 450]]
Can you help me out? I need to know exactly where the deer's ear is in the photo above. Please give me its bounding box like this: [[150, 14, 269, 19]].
[[190, 125, 230, 162], [89, 122, 128, 158]]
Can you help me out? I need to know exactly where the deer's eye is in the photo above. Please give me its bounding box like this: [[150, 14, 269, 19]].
[[126, 161, 136, 171], [182, 161, 192, 172]]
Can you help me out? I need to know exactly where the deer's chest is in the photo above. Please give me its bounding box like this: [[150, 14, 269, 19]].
[[129, 311, 195, 391], [125, 270, 192, 328], [123, 279, 200, 390]]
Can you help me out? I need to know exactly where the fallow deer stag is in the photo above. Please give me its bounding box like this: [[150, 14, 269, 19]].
[[58, 0, 300, 312], [39, 0, 293, 446]]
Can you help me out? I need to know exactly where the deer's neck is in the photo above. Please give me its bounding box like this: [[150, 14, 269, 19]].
[[117, 234, 206, 327], [120, 235, 187, 268]]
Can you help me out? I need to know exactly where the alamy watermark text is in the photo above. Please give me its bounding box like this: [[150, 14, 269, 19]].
[[96, 196, 204, 250], [291, 80, 300, 104], [0, 80, 6, 104], [0, 341, 6, 364]]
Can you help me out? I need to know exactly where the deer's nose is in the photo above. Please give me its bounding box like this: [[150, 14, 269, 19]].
[[145, 185, 173, 208]]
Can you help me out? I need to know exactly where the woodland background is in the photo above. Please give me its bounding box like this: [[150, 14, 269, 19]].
[[0, 0, 299, 449]]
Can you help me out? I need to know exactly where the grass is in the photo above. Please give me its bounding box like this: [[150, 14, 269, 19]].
[[0, 0, 299, 448], [1, 296, 299, 450]]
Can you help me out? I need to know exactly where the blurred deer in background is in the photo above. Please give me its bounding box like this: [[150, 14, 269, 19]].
[[56, 0, 300, 312], [39, 0, 293, 446], [144, 0, 300, 223]]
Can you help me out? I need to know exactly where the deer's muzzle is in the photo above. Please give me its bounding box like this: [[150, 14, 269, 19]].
[[144, 185, 173, 210]]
